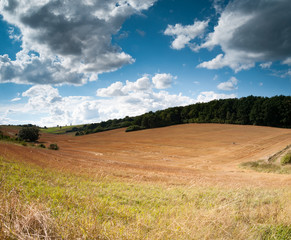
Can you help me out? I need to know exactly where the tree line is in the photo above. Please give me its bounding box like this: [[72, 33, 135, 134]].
[[71, 95, 290, 135]]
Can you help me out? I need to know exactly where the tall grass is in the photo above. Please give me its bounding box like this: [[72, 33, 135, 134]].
[[1, 157, 290, 239]]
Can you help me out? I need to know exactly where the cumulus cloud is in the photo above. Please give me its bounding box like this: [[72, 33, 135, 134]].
[[97, 81, 127, 97], [196, 91, 236, 103], [152, 73, 175, 89], [97, 75, 152, 97], [16, 75, 194, 126], [198, 0, 291, 72], [1, 77, 240, 127], [97, 73, 175, 97], [0, 0, 157, 84], [164, 20, 209, 50], [217, 77, 238, 91]]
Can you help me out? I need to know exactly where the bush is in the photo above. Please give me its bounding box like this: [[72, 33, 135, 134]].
[[281, 153, 291, 165], [38, 144, 46, 148], [18, 126, 40, 142], [49, 143, 59, 150], [125, 125, 144, 132]]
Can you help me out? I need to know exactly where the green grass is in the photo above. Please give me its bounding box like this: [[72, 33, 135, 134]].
[[41, 125, 83, 134], [240, 160, 291, 174], [281, 153, 291, 165], [240, 145, 291, 174], [1, 157, 290, 239]]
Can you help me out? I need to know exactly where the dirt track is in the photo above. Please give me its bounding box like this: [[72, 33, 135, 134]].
[[1, 124, 291, 187]]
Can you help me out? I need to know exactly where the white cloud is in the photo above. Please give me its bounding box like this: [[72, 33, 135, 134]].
[[0, 79, 240, 127], [197, 91, 236, 103], [198, 0, 291, 72], [11, 97, 21, 102], [217, 77, 238, 91], [283, 57, 291, 66], [16, 79, 194, 126], [0, 0, 157, 85], [22, 85, 62, 109], [164, 20, 209, 50], [260, 62, 272, 69], [152, 73, 175, 89], [97, 75, 152, 97], [97, 82, 127, 97]]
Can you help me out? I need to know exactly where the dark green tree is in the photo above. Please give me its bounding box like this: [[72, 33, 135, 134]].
[[18, 126, 40, 142]]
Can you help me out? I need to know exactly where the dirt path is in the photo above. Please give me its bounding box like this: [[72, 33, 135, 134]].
[[1, 124, 290, 187]]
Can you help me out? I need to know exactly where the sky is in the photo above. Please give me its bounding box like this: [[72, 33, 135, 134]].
[[0, 0, 290, 127]]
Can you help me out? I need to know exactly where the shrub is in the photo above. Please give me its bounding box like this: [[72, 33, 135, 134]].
[[18, 126, 40, 142], [281, 153, 291, 165], [125, 125, 144, 132], [38, 144, 46, 148], [49, 143, 59, 150]]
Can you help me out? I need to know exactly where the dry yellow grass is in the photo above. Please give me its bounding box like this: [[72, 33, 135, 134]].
[[1, 157, 291, 239]]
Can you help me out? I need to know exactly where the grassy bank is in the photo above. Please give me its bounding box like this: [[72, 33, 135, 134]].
[[1, 157, 290, 239], [240, 145, 291, 175]]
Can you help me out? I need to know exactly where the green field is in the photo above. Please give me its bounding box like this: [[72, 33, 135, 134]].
[[1, 157, 290, 239], [40, 125, 83, 134]]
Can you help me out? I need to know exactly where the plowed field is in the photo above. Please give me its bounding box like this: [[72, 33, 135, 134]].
[[1, 124, 290, 187]]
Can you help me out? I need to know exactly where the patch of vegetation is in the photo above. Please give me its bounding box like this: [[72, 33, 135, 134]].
[[18, 126, 40, 142], [38, 143, 46, 148], [240, 161, 290, 174], [48, 143, 59, 150], [281, 153, 291, 165], [41, 125, 83, 134], [241, 146, 291, 174], [125, 125, 145, 132], [0, 157, 290, 239], [0, 130, 27, 146], [256, 225, 291, 240], [241, 160, 291, 175]]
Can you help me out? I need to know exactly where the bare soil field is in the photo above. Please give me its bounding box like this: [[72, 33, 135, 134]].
[[1, 124, 291, 187]]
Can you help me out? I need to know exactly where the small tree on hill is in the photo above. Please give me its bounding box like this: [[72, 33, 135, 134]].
[[18, 126, 40, 142]]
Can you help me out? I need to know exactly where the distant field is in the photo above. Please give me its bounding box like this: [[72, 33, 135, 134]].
[[40, 125, 83, 134], [1, 123, 291, 239]]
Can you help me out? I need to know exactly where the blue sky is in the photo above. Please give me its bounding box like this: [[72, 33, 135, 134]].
[[0, 0, 290, 127]]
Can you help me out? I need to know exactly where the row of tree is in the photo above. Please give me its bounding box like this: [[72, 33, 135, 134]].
[[72, 95, 290, 135]]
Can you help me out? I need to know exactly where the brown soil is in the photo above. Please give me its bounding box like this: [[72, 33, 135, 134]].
[[1, 124, 291, 187]]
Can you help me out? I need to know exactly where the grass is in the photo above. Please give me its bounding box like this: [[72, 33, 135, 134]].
[[240, 160, 291, 174], [241, 145, 291, 175], [1, 157, 291, 239], [281, 153, 291, 165], [41, 125, 83, 134]]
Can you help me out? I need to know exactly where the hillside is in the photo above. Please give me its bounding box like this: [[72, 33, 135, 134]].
[[1, 123, 290, 187], [1, 123, 291, 239]]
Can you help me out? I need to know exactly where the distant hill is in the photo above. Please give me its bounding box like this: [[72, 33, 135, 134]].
[[52, 95, 291, 135]]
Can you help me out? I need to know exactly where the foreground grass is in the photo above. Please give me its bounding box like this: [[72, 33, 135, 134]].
[[0, 157, 290, 239]]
